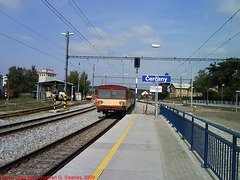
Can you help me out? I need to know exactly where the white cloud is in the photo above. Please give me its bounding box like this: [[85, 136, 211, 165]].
[[130, 25, 163, 45], [71, 28, 132, 55], [17, 35, 32, 42], [88, 27, 108, 37], [131, 25, 154, 36], [0, 0, 21, 9], [217, 0, 240, 17], [71, 25, 163, 56]]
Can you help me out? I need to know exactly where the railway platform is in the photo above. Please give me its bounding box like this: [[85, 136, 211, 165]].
[[54, 103, 216, 180]]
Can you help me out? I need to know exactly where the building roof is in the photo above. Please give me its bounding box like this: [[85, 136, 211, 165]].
[[37, 80, 73, 86], [171, 83, 190, 89], [37, 71, 56, 75], [141, 91, 153, 96], [37, 68, 57, 75]]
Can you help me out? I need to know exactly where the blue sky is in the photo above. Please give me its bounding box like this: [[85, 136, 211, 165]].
[[0, 0, 240, 89]]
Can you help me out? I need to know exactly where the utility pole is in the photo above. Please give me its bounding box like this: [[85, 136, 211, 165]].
[[180, 76, 182, 100], [92, 64, 95, 96], [61, 31, 74, 95], [191, 67, 193, 107], [78, 62, 80, 92]]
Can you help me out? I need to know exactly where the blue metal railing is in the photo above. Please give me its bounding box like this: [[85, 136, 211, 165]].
[[160, 104, 240, 180]]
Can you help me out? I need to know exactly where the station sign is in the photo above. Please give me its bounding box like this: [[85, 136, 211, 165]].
[[142, 75, 171, 83], [150, 86, 162, 92]]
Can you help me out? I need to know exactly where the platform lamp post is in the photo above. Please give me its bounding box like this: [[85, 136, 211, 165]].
[[236, 90, 240, 112], [61, 31, 74, 95], [151, 44, 160, 120], [221, 84, 225, 104]]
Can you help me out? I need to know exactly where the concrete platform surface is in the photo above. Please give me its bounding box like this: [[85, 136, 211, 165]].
[[54, 112, 215, 179]]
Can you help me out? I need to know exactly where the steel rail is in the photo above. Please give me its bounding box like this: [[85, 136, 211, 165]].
[[0, 105, 96, 136], [0, 116, 120, 178], [0, 102, 63, 119]]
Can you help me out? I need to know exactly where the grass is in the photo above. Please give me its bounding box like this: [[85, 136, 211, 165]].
[[0, 97, 53, 112], [0, 95, 92, 112]]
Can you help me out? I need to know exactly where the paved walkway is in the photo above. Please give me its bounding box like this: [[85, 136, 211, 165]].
[[54, 103, 216, 179], [155, 115, 215, 179]]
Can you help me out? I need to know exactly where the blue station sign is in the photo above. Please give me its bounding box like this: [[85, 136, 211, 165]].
[[142, 75, 171, 83]]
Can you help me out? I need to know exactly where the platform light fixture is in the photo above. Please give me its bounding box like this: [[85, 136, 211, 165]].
[[151, 44, 160, 48], [151, 43, 160, 120]]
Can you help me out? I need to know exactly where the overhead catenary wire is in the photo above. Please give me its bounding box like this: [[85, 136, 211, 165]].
[[0, 9, 63, 50], [69, 0, 115, 55], [70, 0, 130, 76], [41, 0, 123, 74], [41, 0, 101, 55], [0, 32, 64, 63], [0, 32, 81, 71], [189, 8, 240, 59], [169, 8, 240, 75], [69, 0, 127, 74], [177, 30, 240, 77], [205, 31, 240, 57]]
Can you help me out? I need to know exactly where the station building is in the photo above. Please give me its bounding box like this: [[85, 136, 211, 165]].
[[37, 68, 57, 82], [169, 83, 202, 98], [36, 68, 73, 100]]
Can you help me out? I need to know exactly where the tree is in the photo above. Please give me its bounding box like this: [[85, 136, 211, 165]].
[[158, 73, 170, 99], [79, 71, 91, 97], [24, 66, 38, 93], [8, 66, 23, 92], [194, 58, 240, 101], [7, 65, 38, 93], [67, 71, 91, 97], [193, 70, 211, 99], [67, 70, 79, 91]]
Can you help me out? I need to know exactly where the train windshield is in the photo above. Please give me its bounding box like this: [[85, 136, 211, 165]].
[[98, 88, 126, 99], [98, 89, 111, 99], [112, 89, 126, 99]]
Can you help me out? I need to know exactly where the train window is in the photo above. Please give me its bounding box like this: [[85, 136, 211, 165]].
[[98, 89, 111, 99], [112, 89, 126, 99]]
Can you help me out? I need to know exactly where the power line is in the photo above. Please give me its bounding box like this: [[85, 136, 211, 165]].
[[206, 31, 240, 57], [68, 0, 125, 74], [176, 30, 240, 77], [0, 32, 64, 63], [41, 0, 102, 55], [169, 8, 240, 75], [189, 8, 240, 58], [41, 0, 123, 74], [69, 0, 115, 55], [0, 9, 63, 50]]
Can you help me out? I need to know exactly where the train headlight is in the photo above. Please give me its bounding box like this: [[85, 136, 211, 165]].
[[119, 101, 125, 106], [98, 100, 103, 105]]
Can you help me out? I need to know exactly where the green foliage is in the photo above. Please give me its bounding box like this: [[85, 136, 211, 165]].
[[194, 58, 240, 101], [158, 73, 170, 99], [67, 71, 91, 97], [194, 70, 210, 99], [7, 65, 38, 93]]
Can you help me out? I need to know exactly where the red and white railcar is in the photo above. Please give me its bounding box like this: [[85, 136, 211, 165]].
[[97, 85, 135, 115]]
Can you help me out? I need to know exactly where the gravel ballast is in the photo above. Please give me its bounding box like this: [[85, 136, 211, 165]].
[[0, 104, 103, 166]]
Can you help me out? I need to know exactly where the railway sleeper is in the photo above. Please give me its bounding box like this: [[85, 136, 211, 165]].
[[19, 164, 48, 170], [6, 168, 40, 176]]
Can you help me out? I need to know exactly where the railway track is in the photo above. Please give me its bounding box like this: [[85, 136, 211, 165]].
[[0, 105, 96, 136], [0, 116, 119, 179], [0, 102, 63, 119]]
